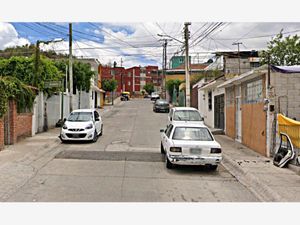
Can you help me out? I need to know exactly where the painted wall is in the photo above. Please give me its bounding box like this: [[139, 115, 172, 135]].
[[225, 105, 236, 139]]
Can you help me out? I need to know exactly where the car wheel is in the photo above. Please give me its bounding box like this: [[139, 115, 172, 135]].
[[210, 165, 218, 171], [92, 130, 98, 142], [160, 142, 165, 154], [165, 155, 173, 169]]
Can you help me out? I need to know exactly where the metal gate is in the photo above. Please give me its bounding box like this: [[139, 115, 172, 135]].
[[214, 94, 224, 130]]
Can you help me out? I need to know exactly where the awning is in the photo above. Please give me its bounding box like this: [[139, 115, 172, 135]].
[[271, 65, 300, 73]]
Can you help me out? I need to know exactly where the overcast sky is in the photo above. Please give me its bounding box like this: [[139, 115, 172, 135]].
[[1, 22, 300, 68]]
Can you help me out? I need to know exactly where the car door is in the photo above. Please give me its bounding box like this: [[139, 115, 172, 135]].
[[94, 111, 101, 134], [162, 125, 173, 151]]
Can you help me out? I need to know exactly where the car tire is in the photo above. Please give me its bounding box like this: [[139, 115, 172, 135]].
[[92, 130, 98, 142], [166, 155, 173, 169], [160, 142, 165, 154], [210, 165, 218, 171]]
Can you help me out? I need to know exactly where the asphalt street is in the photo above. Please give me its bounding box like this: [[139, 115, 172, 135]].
[[7, 99, 259, 202]]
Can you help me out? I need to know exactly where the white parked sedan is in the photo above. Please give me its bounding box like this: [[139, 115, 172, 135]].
[[160, 122, 222, 170], [59, 109, 103, 142], [167, 107, 204, 126]]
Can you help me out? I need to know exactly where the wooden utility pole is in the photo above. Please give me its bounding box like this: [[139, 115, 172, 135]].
[[232, 42, 242, 75], [69, 23, 73, 112], [184, 22, 191, 107]]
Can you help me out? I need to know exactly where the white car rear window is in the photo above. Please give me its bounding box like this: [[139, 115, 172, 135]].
[[172, 127, 213, 141], [173, 110, 203, 121]]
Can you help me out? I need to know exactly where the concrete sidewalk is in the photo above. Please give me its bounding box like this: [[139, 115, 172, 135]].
[[0, 102, 119, 201], [215, 134, 300, 202]]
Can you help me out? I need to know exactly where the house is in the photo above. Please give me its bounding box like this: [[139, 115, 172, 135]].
[[218, 64, 300, 157], [198, 75, 226, 130]]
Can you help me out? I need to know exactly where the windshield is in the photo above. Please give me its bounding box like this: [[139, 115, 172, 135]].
[[172, 127, 213, 141], [67, 112, 93, 122], [173, 110, 203, 121]]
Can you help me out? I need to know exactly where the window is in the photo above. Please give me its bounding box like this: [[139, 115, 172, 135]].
[[165, 125, 173, 138], [243, 79, 263, 104], [172, 127, 213, 141], [94, 111, 100, 120], [67, 112, 93, 122], [128, 81, 131, 86], [128, 72, 131, 77], [173, 110, 203, 121], [208, 91, 212, 111]]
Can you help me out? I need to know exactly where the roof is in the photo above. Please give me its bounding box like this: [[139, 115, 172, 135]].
[[199, 75, 225, 90], [174, 63, 208, 70], [271, 65, 300, 73], [172, 107, 199, 111], [72, 109, 94, 113], [171, 121, 208, 128], [217, 65, 268, 89]]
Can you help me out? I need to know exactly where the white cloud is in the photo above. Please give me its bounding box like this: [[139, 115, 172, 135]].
[[0, 22, 30, 49]]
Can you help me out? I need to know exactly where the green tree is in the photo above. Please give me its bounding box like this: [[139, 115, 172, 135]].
[[102, 79, 118, 92], [0, 56, 64, 95], [55, 60, 95, 93], [143, 83, 154, 94], [166, 79, 183, 101], [102, 79, 118, 104], [0, 76, 35, 117], [260, 31, 300, 66]]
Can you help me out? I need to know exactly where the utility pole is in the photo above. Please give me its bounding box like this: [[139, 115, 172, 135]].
[[34, 40, 41, 87], [184, 22, 191, 107], [157, 36, 172, 99], [232, 42, 242, 75], [69, 23, 73, 112]]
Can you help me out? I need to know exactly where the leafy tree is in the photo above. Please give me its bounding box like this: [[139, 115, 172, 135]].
[[166, 79, 183, 101], [260, 31, 300, 66], [143, 83, 154, 94], [0, 76, 35, 117], [102, 79, 118, 104], [55, 60, 95, 93], [0, 56, 64, 96], [102, 79, 118, 92]]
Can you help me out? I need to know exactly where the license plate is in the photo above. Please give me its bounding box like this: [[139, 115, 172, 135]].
[[190, 148, 202, 154], [72, 133, 80, 138]]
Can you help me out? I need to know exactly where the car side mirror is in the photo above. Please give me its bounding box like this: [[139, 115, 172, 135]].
[[63, 118, 66, 122], [160, 129, 164, 133], [95, 117, 100, 121], [170, 117, 172, 121]]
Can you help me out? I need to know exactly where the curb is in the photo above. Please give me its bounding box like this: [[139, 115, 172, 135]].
[[221, 154, 284, 202]]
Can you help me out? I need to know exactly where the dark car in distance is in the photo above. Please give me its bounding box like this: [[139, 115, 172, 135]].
[[153, 99, 170, 113]]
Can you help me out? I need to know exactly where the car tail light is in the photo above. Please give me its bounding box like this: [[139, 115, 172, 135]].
[[170, 147, 182, 152], [211, 148, 222, 153]]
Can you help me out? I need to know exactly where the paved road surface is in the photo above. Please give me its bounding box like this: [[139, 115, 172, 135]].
[[7, 99, 259, 202]]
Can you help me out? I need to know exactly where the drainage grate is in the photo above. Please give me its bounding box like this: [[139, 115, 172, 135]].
[[55, 150, 164, 162]]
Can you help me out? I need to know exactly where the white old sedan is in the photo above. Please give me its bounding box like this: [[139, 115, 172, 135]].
[[59, 109, 103, 142], [160, 122, 222, 170]]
